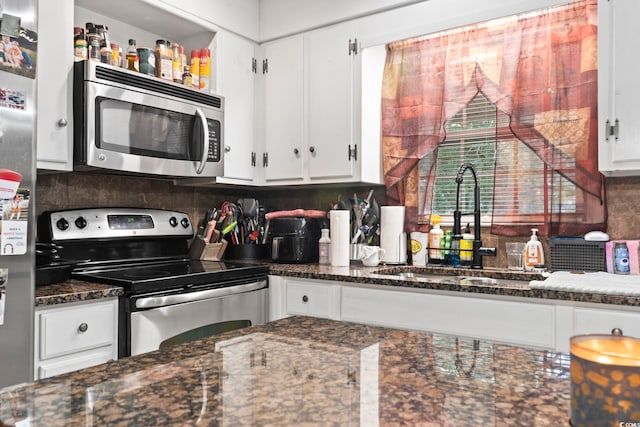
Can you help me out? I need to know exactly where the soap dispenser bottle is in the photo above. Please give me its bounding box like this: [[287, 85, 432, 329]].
[[318, 228, 331, 265], [428, 215, 443, 264], [524, 228, 544, 271]]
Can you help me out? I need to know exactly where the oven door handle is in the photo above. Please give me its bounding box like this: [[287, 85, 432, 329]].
[[135, 281, 267, 309]]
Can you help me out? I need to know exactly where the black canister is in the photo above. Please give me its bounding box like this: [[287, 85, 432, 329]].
[[137, 47, 156, 76]]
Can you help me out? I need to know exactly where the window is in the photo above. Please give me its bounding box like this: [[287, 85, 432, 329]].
[[422, 92, 577, 225], [381, 0, 605, 235]]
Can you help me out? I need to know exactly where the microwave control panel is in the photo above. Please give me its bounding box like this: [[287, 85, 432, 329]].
[[207, 119, 221, 162]]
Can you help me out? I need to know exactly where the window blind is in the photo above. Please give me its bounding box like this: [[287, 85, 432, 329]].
[[420, 93, 575, 224]]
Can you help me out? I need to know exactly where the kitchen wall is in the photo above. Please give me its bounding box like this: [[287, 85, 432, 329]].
[[36, 173, 637, 268]]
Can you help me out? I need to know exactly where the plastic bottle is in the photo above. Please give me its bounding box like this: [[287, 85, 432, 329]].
[[450, 235, 460, 267], [172, 43, 182, 83], [182, 65, 193, 87], [428, 214, 443, 264], [460, 223, 474, 264], [614, 242, 630, 274], [319, 228, 331, 265], [110, 42, 121, 67], [199, 48, 211, 91], [524, 228, 545, 271], [190, 49, 200, 89], [126, 39, 139, 72], [442, 230, 452, 263]]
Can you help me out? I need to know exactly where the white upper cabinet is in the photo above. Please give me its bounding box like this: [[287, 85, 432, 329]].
[[597, 0, 640, 176], [259, 22, 371, 186], [261, 35, 305, 182], [307, 22, 361, 182], [216, 31, 258, 183], [36, 0, 74, 171]]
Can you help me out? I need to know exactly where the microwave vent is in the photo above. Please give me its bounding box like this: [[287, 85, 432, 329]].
[[94, 66, 222, 109]]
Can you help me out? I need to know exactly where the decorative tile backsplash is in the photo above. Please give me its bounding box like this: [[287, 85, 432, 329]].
[[36, 172, 640, 269]]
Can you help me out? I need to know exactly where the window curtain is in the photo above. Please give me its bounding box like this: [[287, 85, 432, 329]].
[[381, 0, 605, 236]]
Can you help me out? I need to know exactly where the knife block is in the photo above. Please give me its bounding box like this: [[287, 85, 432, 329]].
[[189, 237, 227, 261]]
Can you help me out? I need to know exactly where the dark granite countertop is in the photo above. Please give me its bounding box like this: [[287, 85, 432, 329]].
[[0, 316, 570, 426], [34, 262, 640, 308], [35, 280, 123, 307], [268, 263, 640, 307]]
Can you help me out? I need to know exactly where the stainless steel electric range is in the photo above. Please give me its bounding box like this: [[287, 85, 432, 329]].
[[37, 208, 269, 358]]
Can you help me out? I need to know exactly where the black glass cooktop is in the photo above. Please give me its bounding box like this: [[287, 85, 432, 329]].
[[73, 260, 269, 294]]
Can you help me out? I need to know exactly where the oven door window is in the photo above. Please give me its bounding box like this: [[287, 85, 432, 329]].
[[96, 98, 197, 160]]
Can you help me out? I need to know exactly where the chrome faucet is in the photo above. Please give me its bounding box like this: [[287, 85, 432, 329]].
[[453, 163, 496, 269]]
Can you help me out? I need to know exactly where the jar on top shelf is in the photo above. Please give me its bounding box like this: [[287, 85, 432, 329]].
[[155, 39, 173, 81]]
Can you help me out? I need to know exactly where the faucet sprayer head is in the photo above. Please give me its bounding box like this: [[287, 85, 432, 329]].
[[455, 162, 477, 184]]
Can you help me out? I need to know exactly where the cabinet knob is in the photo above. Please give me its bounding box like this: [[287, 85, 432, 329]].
[[309, 146, 315, 153], [611, 328, 623, 336], [293, 148, 299, 155], [78, 323, 88, 333], [302, 295, 309, 303], [57, 118, 68, 127], [225, 145, 231, 152]]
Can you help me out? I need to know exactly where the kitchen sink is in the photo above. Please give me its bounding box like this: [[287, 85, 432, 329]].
[[371, 265, 544, 288]]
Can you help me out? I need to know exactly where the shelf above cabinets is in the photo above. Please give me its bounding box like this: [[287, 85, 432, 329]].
[[74, 0, 217, 52]]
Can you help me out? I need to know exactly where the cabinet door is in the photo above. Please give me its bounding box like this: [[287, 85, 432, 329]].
[[307, 23, 360, 181], [218, 31, 257, 182], [263, 36, 305, 182], [573, 307, 640, 337], [36, 0, 74, 171], [598, 0, 640, 175], [341, 286, 556, 350]]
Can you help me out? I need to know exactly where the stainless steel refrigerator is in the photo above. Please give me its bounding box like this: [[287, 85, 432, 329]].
[[0, 0, 37, 387]]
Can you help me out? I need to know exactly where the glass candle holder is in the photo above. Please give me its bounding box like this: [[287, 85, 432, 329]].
[[570, 334, 640, 426]]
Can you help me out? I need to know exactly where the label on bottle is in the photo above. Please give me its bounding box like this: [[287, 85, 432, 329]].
[[614, 243, 630, 274], [428, 233, 441, 260], [319, 242, 330, 265], [460, 238, 473, 261], [159, 57, 173, 81]]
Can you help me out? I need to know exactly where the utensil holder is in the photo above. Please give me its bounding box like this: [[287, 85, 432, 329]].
[[189, 237, 227, 261]]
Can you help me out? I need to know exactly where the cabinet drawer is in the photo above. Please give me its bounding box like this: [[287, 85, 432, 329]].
[[286, 281, 340, 319], [37, 347, 114, 379], [573, 307, 640, 337], [39, 301, 116, 360]]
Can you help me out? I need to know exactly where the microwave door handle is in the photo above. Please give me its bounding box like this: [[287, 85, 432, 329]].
[[194, 108, 210, 175]]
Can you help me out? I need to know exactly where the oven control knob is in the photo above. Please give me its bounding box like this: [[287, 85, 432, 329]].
[[169, 217, 178, 227], [75, 216, 87, 229], [181, 218, 190, 228], [56, 218, 70, 231]]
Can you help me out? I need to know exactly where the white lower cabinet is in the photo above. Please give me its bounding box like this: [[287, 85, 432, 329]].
[[573, 307, 640, 337], [270, 276, 640, 352], [341, 286, 556, 350], [34, 298, 118, 380]]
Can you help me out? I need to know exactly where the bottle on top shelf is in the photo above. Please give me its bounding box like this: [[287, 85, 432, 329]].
[[172, 43, 182, 83], [199, 48, 211, 91], [126, 39, 139, 72], [190, 49, 200, 89]]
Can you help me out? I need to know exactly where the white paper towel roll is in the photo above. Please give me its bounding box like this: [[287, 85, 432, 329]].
[[330, 210, 350, 266], [380, 206, 406, 264]]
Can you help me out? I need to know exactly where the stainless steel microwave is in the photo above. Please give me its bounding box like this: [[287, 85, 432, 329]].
[[73, 61, 224, 178]]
